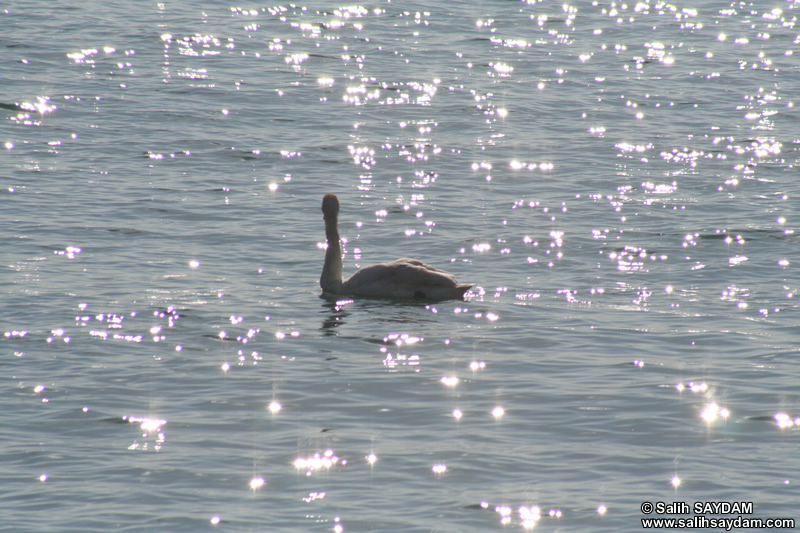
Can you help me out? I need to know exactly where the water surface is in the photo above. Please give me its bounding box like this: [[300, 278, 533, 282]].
[[2, 1, 799, 531]]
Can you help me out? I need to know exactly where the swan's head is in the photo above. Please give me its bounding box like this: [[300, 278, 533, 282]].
[[322, 193, 340, 220]]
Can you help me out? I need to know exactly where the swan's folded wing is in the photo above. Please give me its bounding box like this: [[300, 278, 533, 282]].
[[343, 258, 472, 299]]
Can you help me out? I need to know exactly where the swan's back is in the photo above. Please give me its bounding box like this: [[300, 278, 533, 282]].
[[342, 258, 472, 300]]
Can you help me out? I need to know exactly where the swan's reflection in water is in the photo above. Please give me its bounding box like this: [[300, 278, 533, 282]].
[[319, 296, 353, 335], [319, 296, 435, 336]]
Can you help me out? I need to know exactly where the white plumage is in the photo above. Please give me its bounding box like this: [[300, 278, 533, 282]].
[[320, 193, 473, 300]]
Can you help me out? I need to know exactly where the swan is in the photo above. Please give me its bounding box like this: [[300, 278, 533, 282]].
[[320, 193, 473, 300]]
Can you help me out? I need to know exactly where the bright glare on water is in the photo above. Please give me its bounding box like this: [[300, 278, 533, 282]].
[[2, 0, 800, 531]]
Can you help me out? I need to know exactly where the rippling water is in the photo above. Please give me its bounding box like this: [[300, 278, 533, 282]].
[[3, 1, 799, 531]]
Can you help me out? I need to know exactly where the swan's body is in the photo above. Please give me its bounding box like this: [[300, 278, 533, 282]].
[[320, 193, 473, 300]]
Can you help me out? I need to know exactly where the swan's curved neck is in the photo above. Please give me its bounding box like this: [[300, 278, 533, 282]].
[[320, 213, 344, 293]]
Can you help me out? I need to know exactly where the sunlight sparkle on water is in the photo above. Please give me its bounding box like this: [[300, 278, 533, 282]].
[[210, 516, 221, 525], [189, 260, 200, 268], [249, 477, 265, 490], [295, 449, 340, 474], [597, 504, 607, 515], [366, 453, 377, 465], [492, 406, 505, 418], [520, 505, 541, 528], [701, 403, 730, 423], [303, 491, 326, 503], [268, 401, 282, 413], [124, 415, 167, 451], [452, 409, 463, 420], [432, 464, 447, 474], [677, 381, 708, 394], [54, 246, 82, 259], [440, 376, 459, 387], [671, 476, 681, 488], [385, 333, 421, 346], [129, 416, 166, 433], [496, 505, 512, 525], [774, 413, 800, 429]]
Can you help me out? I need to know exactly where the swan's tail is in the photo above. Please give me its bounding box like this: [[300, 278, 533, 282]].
[[456, 284, 474, 299]]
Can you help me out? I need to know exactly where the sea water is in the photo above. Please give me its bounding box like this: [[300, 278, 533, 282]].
[[2, 1, 799, 531]]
